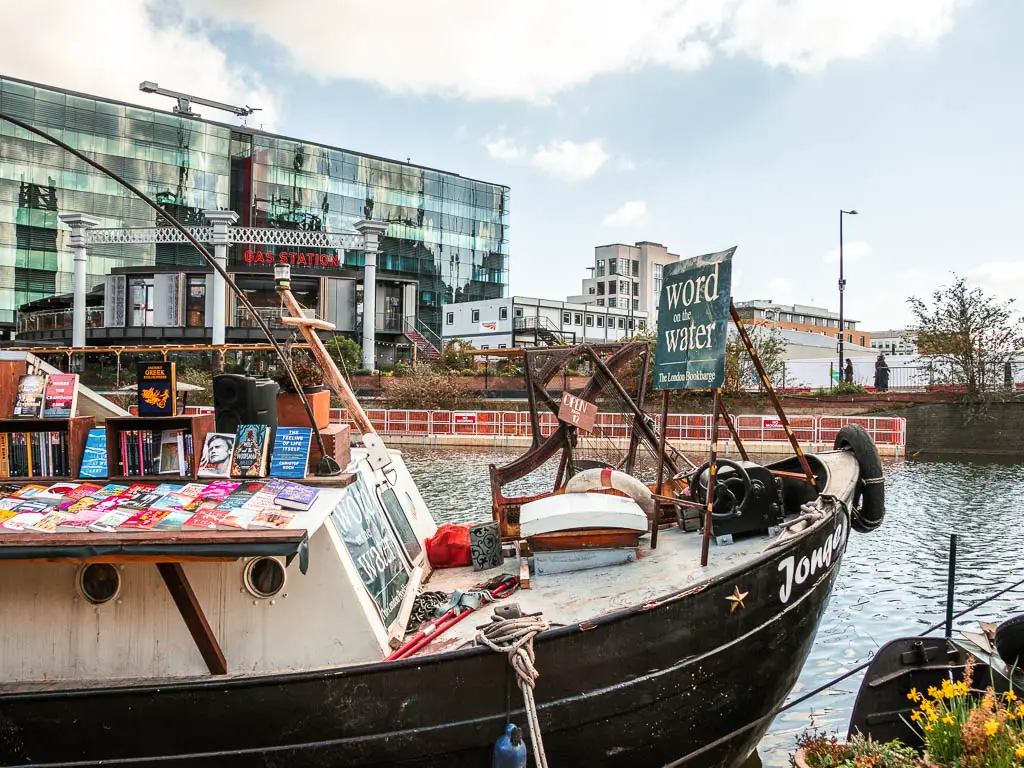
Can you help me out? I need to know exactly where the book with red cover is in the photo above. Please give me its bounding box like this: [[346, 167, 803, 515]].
[[182, 500, 232, 531], [117, 508, 171, 530], [42, 373, 79, 418]]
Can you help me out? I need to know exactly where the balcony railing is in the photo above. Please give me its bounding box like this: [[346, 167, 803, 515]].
[[17, 308, 105, 333], [233, 306, 316, 328]]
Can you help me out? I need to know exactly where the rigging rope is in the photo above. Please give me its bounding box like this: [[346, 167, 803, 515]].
[[476, 615, 552, 768]]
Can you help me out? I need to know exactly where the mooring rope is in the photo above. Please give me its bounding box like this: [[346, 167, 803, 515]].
[[477, 615, 551, 768]]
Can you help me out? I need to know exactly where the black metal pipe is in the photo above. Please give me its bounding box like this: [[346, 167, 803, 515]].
[[0, 110, 336, 471], [945, 533, 958, 639]]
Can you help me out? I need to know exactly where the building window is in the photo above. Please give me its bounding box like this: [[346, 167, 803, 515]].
[[608, 258, 617, 275], [446, 312, 454, 325], [498, 344, 507, 348], [631, 260, 639, 277], [480, 345, 489, 350], [588, 286, 596, 294], [608, 281, 616, 294], [596, 299, 604, 306], [573, 312, 582, 325], [633, 299, 639, 310], [562, 311, 571, 324], [618, 317, 625, 329], [596, 260, 605, 277], [653, 264, 663, 308], [628, 318, 635, 330], [633, 282, 639, 296], [607, 298, 616, 308], [514, 306, 523, 318], [472, 309, 480, 323], [185, 275, 206, 327], [597, 316, 604, 328], [499, 306, 508, 320], [128, 277, 155, 327], [860, 335, 866, 346], [638, 320, 646, 330], [586, 315, 594, 327]]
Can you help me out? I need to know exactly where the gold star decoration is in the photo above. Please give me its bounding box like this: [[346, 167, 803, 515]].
[[726, 586, 749, 613]]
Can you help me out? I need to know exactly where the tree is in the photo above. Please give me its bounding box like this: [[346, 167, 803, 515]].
[[908, 275, 1024, 400], [441, 338, 475, 372], [724, 324, 786, 392], [383, 364, 474, 410], [328, 334, 362, 374]]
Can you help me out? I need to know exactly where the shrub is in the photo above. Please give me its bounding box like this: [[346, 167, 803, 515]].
[[794, 730, 918, 767], [383, 364, 475, 410], [177, 366, 213, 405]]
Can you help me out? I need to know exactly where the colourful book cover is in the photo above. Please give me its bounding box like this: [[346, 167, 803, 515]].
[[26, 510, 68, 533], [268, 427, 312, 479], [242, 478, 287, 511], [79, 428, 108, 479], [195, 480, 240, 502], [13, 484, 48, 498], [0, 497, 23, 512], [217, 507, 261, 530], [149, 492, 195, 512], [13, 374, 47, 418], [214, 481, 264, 512], [137, 361, 176, 417], [182, 501, 232, 530], [60, 496, 100, 516], [1, 511, 44, 531], [35, 481, 84, 500], [152, 483, 185, 495], [117, 508, 170, 530], [88, 508, 137, 532], [274, 482, 320, 511], [153, 509, 192, 530], [230, 425, 270, 478], [177, 482, 208, 498], [57, 503, 112, 532], [0, 508, 17, 526], [248, 509, 295, 530], [56, 483, 106, 510], [42, 373, 79, 419], [197, 433, 235, 478], [159, 430, 184, 475]]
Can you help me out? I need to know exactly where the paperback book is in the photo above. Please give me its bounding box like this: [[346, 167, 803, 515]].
[[268, 427, 312, 479], [79, 429, 108, 479], [137, 362, 176, 417], [13, 374, 47, 417], [230, 425, 270, 478], [248, 509, 295, 530], [158, 430, 185, 475], [42, 374, 79, 419], [197, 433, 235, 478], [1, 511, 44, 531], [275, 482, 320, 511]]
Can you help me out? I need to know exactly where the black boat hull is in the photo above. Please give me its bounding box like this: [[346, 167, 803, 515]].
[[0, 511, 848, 768]]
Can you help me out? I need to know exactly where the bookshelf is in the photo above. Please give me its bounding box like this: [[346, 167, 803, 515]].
[[104, 413, 215, 481], [0, 416, 96, 481]]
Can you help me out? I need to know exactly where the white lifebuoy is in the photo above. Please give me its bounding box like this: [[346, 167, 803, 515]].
[[564, 468, 656, 521]]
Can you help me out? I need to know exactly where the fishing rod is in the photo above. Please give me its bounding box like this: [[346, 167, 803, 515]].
[[0, 110, 339, 475]]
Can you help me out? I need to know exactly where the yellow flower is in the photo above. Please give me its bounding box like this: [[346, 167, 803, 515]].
[[928, 685, 941, 699], [910, 710, 923, 723], [1016, 703, 1024, 717], [941, 679, 955, 697], [1016, 745, 1024, 759], [1005, 689, 1018, 703], [907, 687, 922, 702], [924, 724, 934, 732], [985, 719, 999, 737], [928, 710, 939, 723], [943, 715, 955, 725]]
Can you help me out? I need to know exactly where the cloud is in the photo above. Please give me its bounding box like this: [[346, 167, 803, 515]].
[[602, 201, 648, 228], [822, 241, 873, 264], [0, 0, 278, 129], [177, 0, 971, 102], [484, 136, 610, 181], [965, 261, 1024, 306]]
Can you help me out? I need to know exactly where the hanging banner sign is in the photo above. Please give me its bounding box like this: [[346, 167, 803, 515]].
[[557, 392, 598, 433], [653, 247, 735, 390]]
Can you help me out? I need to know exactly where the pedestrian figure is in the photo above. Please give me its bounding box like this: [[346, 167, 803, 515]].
[[874, 353, 890, 392], [844, 358, 854, 385]]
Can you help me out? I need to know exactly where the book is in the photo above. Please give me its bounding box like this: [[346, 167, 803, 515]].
[[159, 430, 184, 475], [242, 478, 287, 512], [13, 374, 47, 417], [152, 482, 185, 495], [197, 433, 235, 478], [57, 501, 110, 532], [214, 480, 264, 512], [42, 373, 79, 418], [0, 497, 22, 511], [0, 508, 17, 527], [248, 509, 295, 530], [153, 509, 193, 530], [137, 361, 177, 417], [274, 482, 320, 511], [1, 511, 44, 531], [55, 482, 107, 510], [193, 480, 240, 502], [26, 510, 68, 533], [182, 501, 232, 530], [177, 482, 208, 498], [231, 425, 270, 478], [79, 428, 108, 479], [0, 433, 9, 477], [118, 508, 170, 530], [32, 481, 82, 501], [269, 427, 312, 479], [13, 484, 48, 498]]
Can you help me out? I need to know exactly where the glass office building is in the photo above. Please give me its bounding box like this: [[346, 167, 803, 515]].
[[0, 74, 509, 340]]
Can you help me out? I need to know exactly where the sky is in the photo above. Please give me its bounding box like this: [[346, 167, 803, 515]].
[[2, 0, 1022, 331]]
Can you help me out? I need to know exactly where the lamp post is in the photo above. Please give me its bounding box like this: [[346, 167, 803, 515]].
[[838, 209, 858, 382]]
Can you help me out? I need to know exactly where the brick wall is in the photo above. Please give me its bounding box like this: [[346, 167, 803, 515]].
[[892, 402, 1024, 456]]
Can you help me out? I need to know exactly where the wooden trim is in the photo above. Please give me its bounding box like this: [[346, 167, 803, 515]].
[[156, 562, 227, 675], [0, 530, 305, 548]]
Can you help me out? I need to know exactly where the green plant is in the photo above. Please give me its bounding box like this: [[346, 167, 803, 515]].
[[441, 338, 475, 372], [794, 730, 919, 767], [328, 335, 362, 374], [383, 364, 475, 410], [177, 366, 213, 405], [273, 351, 324, 392]]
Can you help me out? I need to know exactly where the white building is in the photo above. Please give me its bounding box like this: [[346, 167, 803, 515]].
[[566, 241, 681, 317], [869, 329, 918, 356], [442, 296, 648, 349]]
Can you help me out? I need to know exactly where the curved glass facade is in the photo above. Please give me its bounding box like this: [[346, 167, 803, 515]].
[[0, 75, 509, 335]]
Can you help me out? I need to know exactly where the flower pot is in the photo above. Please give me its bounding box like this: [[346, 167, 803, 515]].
[[793, 748, 811, 768], [277, 389, 330, 430]]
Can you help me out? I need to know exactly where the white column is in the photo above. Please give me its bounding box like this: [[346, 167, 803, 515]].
[[355, 219, 388, 371], [203, 210, 239, 347], [58, 213, 101, 348]]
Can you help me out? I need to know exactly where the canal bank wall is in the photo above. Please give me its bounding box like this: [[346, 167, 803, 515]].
[[887, 401, 1024, 456]]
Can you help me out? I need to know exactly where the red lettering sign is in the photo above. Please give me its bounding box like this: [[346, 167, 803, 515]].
[[558, 392, 598, 433], [241, 250, 342, 270], [453, 412, 477, 425]]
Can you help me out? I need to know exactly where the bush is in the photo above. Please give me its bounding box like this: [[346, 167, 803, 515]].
[[177, 366, 213, 405], [383, 365, 475, 410], [328, 335, 362, 374], [814, 382, 869, 396], [795, 730, 918, 767]]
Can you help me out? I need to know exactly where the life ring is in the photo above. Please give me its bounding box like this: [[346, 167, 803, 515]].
[[833, 424, 885, 533], [564, 468, 656, 521], [995, 614, 1024, 667]]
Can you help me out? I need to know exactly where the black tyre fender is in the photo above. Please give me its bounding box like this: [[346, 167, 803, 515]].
[[995, 614, 1024, 668], [833, 423, 885, 533]]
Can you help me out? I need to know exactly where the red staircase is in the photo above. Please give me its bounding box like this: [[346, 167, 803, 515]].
[[405, 328, 441, 360]]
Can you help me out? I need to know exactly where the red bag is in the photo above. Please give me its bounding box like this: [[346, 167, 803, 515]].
[[425, 523, 472, 568]]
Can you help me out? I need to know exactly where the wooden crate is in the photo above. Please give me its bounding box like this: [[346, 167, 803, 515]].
[[0, 415, 96, 480], [104, 413, 215, 482]]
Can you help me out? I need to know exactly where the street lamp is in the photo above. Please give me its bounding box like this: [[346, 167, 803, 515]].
[[838, 209, 858, 382]]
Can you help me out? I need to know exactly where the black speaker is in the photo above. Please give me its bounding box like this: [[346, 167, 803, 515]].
[[213, 375, 280, 438]]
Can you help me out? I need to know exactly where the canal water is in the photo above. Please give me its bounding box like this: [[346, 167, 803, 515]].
[[400, 445, 1024, 766]]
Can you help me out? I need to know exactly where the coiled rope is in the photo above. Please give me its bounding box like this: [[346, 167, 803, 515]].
[[476, 615, 551, 768]]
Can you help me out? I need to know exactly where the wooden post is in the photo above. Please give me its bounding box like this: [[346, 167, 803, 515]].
[[700, 389, 721, 567], [652, 390, 670, 550], [156, 562, 227, 675]]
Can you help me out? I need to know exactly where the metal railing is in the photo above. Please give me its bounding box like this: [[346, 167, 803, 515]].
[[17, 308, 105, 333], [233, 306, 315, 328], [404, 317, 443, 356]]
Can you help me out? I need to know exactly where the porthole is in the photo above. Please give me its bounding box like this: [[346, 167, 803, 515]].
[[77, 563, 121, 605], [243, 557, 286, 599]]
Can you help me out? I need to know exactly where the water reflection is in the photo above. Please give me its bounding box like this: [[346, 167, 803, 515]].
[[399, 446, 1024, 766]]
